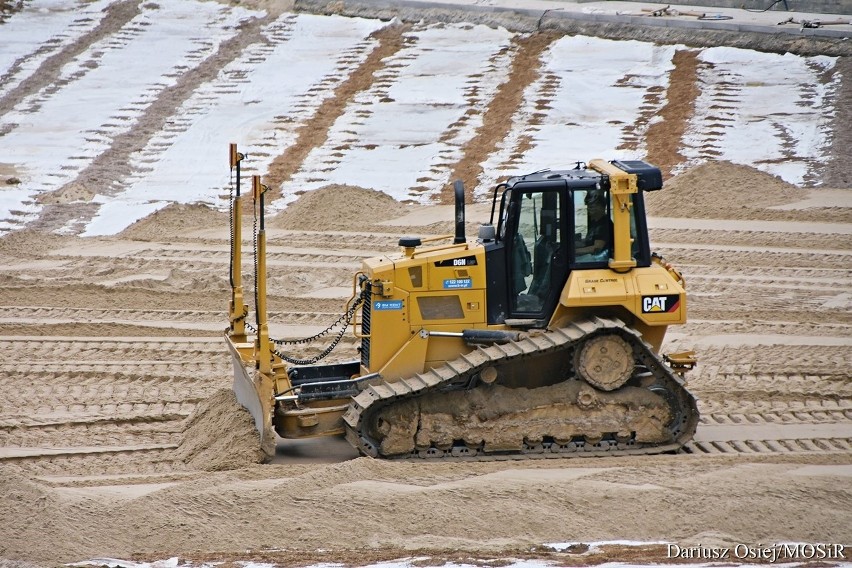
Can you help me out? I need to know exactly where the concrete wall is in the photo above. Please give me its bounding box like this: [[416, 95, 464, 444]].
[[609, 0, 852, 15], [295, 0, 852, 55]]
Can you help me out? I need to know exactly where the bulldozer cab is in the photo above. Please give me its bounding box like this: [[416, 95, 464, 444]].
[[488, 161, 654, 323]]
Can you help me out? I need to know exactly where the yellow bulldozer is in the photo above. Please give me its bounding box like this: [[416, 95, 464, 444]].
[[226, 144, 698, 459]]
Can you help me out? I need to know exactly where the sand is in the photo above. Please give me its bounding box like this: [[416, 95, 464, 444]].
[[0, 1, 850, 566], [0, 154, 849, 565]]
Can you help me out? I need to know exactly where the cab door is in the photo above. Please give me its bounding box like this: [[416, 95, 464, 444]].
[[505, 185, 568, 320]]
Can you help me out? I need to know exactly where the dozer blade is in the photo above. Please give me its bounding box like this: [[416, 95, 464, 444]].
[[227, 338, 276, 458]]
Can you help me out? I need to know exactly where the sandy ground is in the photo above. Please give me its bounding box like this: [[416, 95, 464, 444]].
[[1, 1, 851, 567], [1, 165, 850, 566]]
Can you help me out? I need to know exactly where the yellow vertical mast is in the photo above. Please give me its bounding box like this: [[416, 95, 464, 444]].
[[228, 143, 247, 340], [589, 159, 638, 272], [252, 175, 273, 375]]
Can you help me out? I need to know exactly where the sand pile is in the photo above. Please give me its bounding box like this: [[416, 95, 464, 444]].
[[646, 161, 806, 219], [0, 473, 80, 561], [118, 203, 227, 241], [0, 229, 72, 257], [269, 184, 411, 230], [34, 182, 96, 205], [174, 389, 267, 471]]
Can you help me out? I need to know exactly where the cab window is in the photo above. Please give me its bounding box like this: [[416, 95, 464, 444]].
[[509, 190, 563, 314], [572, 188, 612, 265]]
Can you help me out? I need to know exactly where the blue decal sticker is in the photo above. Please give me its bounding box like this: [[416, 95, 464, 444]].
[[374, 300, 404, 311], [443, 278, 472, 289]]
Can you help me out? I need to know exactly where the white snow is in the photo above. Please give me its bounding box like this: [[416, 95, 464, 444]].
[[282, 22, 515, 206], [0, 0, 840, 236], [0, 0, 116, 99], [82, 13, 386, 236], [680, 47, 837, 185], [479, 36, 678, 195], [0, 0, 259, 231]]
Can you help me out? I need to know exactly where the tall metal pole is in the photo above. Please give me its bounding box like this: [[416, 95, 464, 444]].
[[228, 144, 247, 339], [253, 175, 273, 375]]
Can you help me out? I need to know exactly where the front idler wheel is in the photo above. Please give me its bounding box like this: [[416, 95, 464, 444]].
[[575, 333, 635, 391]]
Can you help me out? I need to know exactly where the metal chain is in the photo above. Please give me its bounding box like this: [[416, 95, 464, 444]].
[[276, 293, 365, 346], [236, 162, 365, 364], [231, 306, 248, 324], [244, 289, 367, 365], [277, 290, 365, 365]]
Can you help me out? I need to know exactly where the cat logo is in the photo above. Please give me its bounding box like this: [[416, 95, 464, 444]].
[[642, 294, 680, 314]]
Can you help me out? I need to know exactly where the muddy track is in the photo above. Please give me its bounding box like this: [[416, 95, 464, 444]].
[[684, 434, 852, 456], [2, 306, 367, 328], [264, 22, 410, 199], [0, 333, 231, 477], [3, 406, 847, 477], [651, 228, 852, 251], [444, 32, 558, 201], [680, 320, 852, 338], [823, 57, 852, 187], [655, 246, 851, 270], [2, 446, 185, 476], [700, 401, 852, 424]]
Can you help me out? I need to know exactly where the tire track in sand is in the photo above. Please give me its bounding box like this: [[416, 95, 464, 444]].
[[0, 0, 141, 127], [262, 22, 411, 200], [443, 32, 559, 202], [28, 6, 280, 234]]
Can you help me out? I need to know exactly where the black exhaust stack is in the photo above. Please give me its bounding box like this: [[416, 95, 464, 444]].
[[453, 180, 465, 244]]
